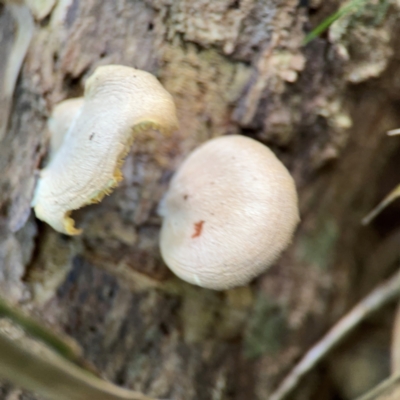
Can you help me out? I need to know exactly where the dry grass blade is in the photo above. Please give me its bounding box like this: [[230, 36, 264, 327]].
[[0, 2, 34, 140], [269, 268, 400, 400], [362, 185, 400, 226], [362, 130, 400, 225], [391, 300, 400, 374], [0, 297, 82, 364], [355, 372, 400, 400], [0, 330, 158, 400], [387, 128, 400, 136]]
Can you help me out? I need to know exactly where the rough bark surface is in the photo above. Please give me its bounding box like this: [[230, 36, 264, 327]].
[[1, 0, 400, 399]]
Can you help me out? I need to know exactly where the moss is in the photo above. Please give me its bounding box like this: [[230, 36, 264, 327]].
[[244, 294, 288, 359], [297, 216, 339, 270]]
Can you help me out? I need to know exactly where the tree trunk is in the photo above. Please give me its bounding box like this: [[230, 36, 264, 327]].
[[1, 0, 400, 399]]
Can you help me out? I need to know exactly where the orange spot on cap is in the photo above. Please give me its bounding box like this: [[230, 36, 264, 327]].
[[191, 220, 205, 238]]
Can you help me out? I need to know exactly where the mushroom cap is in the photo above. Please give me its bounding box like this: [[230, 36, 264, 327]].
[[32, 65, 178, 235], [47, 97, 84, 160], [159, 135, 299, 290]]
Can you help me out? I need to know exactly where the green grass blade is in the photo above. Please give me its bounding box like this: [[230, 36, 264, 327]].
[[303, 0, 370, 45]]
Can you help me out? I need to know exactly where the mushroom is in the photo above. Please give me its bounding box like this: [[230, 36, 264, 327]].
[[159, 135, 299, 290], [32, 64, 178, 235], [47, 97, 84, 160]]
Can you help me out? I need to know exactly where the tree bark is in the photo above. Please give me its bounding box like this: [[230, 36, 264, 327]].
[[1, 0, 400, 399]]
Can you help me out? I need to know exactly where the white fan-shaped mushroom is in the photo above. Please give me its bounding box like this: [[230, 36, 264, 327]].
[[159, 135, 299, 290], [32, 65, 178, 235], [47, 97, 84, 160]]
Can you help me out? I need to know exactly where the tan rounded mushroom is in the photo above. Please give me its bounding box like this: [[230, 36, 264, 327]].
[[159, 135, 299, 290], [32, 65, 178, 235]]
